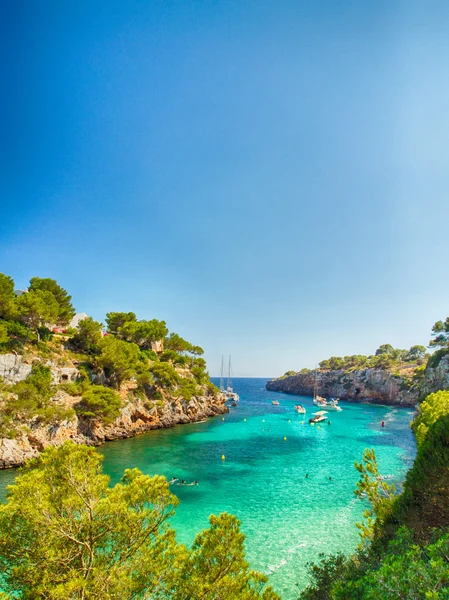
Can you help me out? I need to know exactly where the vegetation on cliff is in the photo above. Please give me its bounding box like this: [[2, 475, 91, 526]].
[[0, 272, 220, 442], [0, 442, 279, 599], [298, 392, 449, 599]]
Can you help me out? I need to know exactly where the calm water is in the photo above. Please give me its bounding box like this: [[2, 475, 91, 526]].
[[0, 378, 416, 599]]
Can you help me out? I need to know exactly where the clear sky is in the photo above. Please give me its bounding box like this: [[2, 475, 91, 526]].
[[2, 0, 449, 376]]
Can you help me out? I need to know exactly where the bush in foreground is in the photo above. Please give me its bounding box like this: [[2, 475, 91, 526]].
[[0, 442, 279, 600]]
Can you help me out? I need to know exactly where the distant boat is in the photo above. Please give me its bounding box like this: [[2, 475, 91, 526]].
[[312, 370, 342, 410], [326, 398, 342, 411], [220, 355, 240, 402], [294, 404, 306, 414], [272, 400, 280, 405], [309, 410, 328, 424]]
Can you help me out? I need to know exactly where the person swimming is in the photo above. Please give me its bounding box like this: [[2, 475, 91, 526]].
[[169, 478, 178, 484], [306, 473, 309, 479]]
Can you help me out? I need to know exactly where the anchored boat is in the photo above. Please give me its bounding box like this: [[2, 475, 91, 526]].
[[220, 355, 240, 402], [309, 410, 328, 424]]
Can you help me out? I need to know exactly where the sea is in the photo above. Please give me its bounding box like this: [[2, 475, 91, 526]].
[[0, 378, 416, 599]]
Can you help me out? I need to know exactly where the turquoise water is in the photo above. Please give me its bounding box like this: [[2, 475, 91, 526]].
[[0, 378, 416, 599]]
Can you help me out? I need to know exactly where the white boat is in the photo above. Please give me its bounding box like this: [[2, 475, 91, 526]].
[[220, 355, 240, 402], [312, 369, 327, 405], [326, 398, 342, 411], [294, 404, 306, 414], [272, 400, 280, 405], [312, 371, 342, 411], [309, 410, 328, 424]]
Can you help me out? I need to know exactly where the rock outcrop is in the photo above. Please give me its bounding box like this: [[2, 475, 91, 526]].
[[0, 353, 79, 385], [266, 357, 449, 407], [0, 389, 228, 469], [0, 353, 228, 469]]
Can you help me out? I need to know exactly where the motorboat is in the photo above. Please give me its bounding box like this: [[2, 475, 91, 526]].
[[309, 410, 328, 424], [272, 400, 280, 405], [294, 404, 306, 414], [326, 398, 342, 411]]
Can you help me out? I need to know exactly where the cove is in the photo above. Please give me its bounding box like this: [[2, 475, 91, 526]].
[[0, 378, 416, 599]]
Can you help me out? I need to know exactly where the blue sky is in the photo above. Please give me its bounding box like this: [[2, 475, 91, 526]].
[[2, 0, 449, 376]]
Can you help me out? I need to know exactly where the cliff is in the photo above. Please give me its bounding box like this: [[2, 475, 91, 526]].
[[266, 356, 449, 407], [0, 353, 228, 469]]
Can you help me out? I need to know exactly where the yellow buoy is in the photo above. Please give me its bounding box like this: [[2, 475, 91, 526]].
[[222, 417, 225, 421], [317, 425, 321, 429], [311, 422, 315, 426], [221, 455, 225, 460], [284, 436, 287, 441]]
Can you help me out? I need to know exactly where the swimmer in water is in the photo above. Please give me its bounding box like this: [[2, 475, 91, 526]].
[[169, 478, 178, 484], [329, 476, 332, 481], [306, 473, 309, 479]]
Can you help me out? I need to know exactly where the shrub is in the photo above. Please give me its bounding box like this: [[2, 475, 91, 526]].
[[411, 390, 449, 446], [75, 385, 121, 424]]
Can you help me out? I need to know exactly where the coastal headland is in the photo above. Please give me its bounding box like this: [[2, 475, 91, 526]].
[[266, 356, 449, 407]]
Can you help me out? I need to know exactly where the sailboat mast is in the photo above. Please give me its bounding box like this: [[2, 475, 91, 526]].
[[314, 366, 317, 400], [227, 355, 232, 391], [220, 356, 224, 392]]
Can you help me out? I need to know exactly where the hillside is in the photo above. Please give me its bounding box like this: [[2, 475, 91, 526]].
[[267, 339, 449, 406], [0, 274, 227, 468]]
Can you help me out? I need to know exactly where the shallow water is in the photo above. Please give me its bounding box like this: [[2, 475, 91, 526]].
[[0, 378, 416, 598]]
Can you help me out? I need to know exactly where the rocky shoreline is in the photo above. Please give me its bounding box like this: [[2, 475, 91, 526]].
[[0, 391, 228, 469], [0, 353, 228, 469], [266, 356, 449, 407]]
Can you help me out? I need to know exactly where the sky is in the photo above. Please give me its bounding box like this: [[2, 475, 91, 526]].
[[2, 0, 449, 376]]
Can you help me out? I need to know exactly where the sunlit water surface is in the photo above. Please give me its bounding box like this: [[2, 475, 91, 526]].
[[0, 378, 415, 598]]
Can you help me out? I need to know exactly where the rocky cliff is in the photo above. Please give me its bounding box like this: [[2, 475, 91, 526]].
[[0, 353, 228, 469], [266, 356, 449, 407]]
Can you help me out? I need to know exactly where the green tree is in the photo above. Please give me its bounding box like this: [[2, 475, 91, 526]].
[[75, 385, 121, 423], [105, 311, 136, 335], [29, 277, 76, 326], [429, 317, 449, 349], [0, 442, 279, 599], [150, 362, 180, 388], [70, 317, 103, 354], [165, 333, 204, 356], [119, 319, 169, 349], [411, 390, 449, 446], [96, 336, 140, 387], [15, 290, 59, 342], [2, 319, 28, 349], [405, 345, 426, 362], [354, 449, 396, 547], [375, 344, 394, 356], [328, 357, 344, 370], [0, 322, 9, 345], [0, 273, 15, 319], [175, 513, 280, 600]]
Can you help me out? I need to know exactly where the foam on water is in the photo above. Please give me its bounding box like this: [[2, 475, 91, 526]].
[[0, 378, 416, 598]]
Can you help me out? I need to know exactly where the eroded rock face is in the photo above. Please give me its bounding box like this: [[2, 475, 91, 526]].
[[266, 357, 449, 407], [0, 390, 228, 469], [0, 353, 79, 385]]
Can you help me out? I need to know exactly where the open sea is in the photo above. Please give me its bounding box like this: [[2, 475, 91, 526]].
[[0, 378, 416, 599]]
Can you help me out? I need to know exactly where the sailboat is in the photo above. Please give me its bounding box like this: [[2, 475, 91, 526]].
[[220, 355, 239, 402], [312, 369, 342, 411], [312, 368, 327, 406]]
